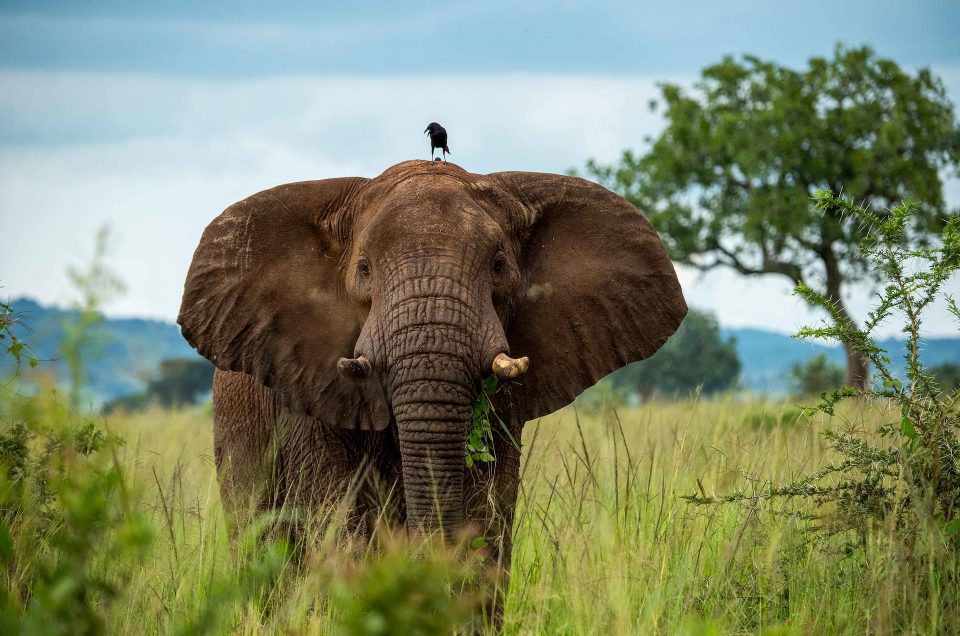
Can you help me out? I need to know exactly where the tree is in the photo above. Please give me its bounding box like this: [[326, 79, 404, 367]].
[[103, 357, 213, 413], [583, 45, 960, 391], [930, 362, 960, 395], [611, 308, 740, 400], [789, 353, 845, 396], [148, 358, 214, 407]]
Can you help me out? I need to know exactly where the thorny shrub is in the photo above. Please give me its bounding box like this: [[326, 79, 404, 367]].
[[685, 192, 960, 551]]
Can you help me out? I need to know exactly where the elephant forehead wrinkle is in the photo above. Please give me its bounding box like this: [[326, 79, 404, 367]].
[[381, 256, 486, 289]]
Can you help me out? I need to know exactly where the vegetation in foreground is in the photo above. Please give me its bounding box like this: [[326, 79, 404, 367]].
[[3, 393, 959, 635]]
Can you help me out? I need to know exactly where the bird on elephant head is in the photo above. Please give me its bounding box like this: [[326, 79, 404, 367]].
[[177, 159, 687, 617], [424, 122, 450, 162]]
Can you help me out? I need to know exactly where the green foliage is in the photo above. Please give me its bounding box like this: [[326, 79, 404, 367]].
[[103, 357, 214, 413], [175, 512, 294, 636], [0, 376, 153, 635], [789, 353, 846, 396], [611, 308, 740, 400], [1, 232, 148, 635], [0, 298, 38, 374], [583, 45, 960, 387], [930, 362, 960, 395], [686, 192, 960, 554], [466, 375, 500, 467], [327, 540, 482, 635]]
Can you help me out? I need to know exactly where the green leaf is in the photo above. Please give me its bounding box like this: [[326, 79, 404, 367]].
[[946, 519, 960, 537], [464, 454, 474, 468], [469, 536, 489, 550], [900, 413, 917, 441], [468, 430, 483, 448]]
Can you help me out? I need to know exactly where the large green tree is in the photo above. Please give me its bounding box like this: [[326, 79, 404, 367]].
[[584, 45, 960, 390]]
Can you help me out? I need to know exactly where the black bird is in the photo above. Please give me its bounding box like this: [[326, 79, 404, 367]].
[[424, 122, 450, 162]]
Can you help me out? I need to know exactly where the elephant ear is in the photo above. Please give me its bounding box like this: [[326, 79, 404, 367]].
[[492, 172, 687, 422], [178, 178, 390, 430]]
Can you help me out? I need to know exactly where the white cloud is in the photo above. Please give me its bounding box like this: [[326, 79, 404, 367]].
[[1, 69, 957, 336]]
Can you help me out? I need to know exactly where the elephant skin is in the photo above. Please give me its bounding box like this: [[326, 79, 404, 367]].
[[178, 159, 687, 597]]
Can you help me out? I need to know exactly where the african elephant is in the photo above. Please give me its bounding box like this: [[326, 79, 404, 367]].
[[177, 159, 686, 578]]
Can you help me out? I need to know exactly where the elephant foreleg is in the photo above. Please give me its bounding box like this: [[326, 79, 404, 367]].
[[212, 370, 284, 528]]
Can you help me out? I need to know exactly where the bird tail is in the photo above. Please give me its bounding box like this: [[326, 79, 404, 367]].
[[443, 146, 451, 154]]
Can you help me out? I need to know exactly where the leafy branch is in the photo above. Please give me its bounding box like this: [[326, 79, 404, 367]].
[[466, 375, 499, 468], [0, 297, 38, 374]]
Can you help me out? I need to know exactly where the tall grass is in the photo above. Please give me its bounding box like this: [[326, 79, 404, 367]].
[[5, 391, 952, 634]]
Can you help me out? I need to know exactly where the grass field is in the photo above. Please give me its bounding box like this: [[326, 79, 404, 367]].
[[3, 389, 957, 635], [0, 395, 917, 635]]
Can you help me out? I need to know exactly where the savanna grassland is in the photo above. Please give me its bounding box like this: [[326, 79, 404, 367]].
[[6, 392, 954, 635]]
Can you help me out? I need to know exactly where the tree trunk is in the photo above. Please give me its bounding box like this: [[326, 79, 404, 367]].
[[843, 339, 869, 391], [821, 246, 869, 392]]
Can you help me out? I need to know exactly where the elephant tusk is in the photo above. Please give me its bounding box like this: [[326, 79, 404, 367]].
[[337, 355, 372, 380], [491, 353, 529, 379]]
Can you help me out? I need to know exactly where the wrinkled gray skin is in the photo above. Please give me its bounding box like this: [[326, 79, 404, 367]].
[[178, 160, 687, 605]]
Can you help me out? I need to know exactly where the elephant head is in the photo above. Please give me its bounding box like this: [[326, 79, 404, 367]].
[[178, 160, 686, 535]]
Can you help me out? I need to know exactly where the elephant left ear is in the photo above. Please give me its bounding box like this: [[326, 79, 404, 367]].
[[178, 178, 390, 430], [491, 172, 688, 422]]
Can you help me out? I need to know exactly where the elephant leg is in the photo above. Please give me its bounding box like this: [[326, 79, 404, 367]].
[[212, 370, 284, 528], [277, 406, 399, 545]]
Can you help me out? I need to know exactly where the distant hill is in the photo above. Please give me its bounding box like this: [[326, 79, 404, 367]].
[[1, 297, 199, 406], [3, 297, 959, 404], [723, 327, 960, 393]]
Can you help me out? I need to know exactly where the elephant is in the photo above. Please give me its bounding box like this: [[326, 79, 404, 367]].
[[177, 159, 686, 605]]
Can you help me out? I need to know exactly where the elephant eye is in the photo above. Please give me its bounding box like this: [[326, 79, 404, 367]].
[[357, 259, 371, 277], [492, 252, 508, 274]]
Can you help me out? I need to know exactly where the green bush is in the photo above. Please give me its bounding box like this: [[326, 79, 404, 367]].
[[789, 353, 845, 396], [0, 393, 153, 634], [326, 539, 483, 636], [103, 357, 214, 413], [742, 406, 809, 430], [930, 362, 960, 395]]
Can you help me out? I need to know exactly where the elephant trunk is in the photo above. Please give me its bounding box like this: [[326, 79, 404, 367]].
[[391, 370, 473, 534], [381, 262, 488, 536]]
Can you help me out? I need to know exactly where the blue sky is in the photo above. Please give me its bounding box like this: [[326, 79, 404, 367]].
[[2, 1, 959, 77], [1, 1, 958, 335]]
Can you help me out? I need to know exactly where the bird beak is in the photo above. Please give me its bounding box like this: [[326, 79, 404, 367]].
[[423, 128, 429, 134]]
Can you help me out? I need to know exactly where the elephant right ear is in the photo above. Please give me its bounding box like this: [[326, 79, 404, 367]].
[[491, 172, 687, 423], [178, 178, 390, 430]]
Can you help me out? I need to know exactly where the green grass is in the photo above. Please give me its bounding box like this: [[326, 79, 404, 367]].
[[3, 394, 957, 634]]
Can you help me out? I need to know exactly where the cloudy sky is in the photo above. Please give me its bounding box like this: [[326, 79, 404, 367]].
[[1, 1, 958, 336]]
